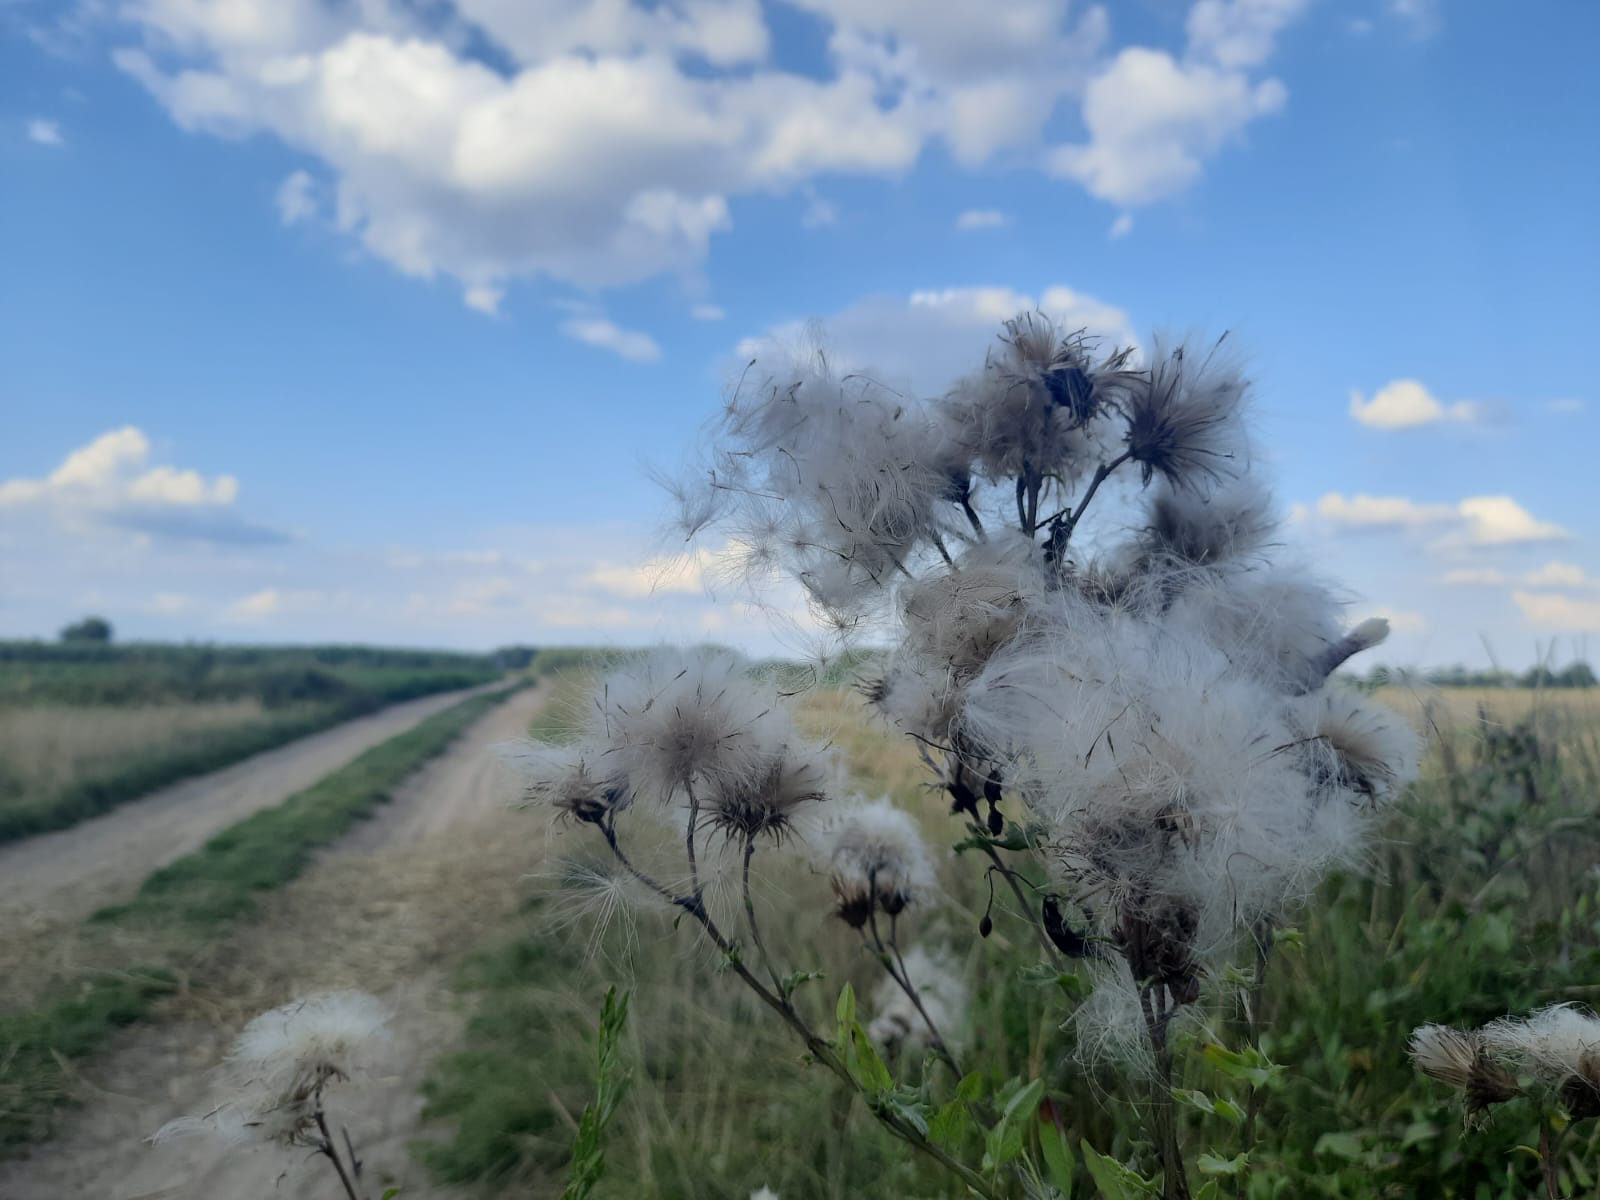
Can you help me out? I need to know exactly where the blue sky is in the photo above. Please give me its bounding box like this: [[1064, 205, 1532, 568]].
[[2, 0, 1596, 668]]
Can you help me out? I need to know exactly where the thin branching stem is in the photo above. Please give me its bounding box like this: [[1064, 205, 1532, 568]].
[[1056, 449, 1133, 542], [741, 834, 784, 992], [862, 907, 962, 1076], [315, 1111, 366, 1200], [684, 782, 705, 904], [595, 820, 1000, 1199]]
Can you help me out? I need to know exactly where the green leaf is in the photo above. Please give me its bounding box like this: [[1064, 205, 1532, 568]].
[[1038, 1115, 1075, 1199], [1080, 1141, 1157, 1199], [983, 1077, 1044, 1172], [561, 987, 632, 1200], [1200, 1043, 1282, 1088], [381, 1190, 401, 1200], [781, 969, 824, 998], [1197, 1152, 1249, 1177], [1173, 1088, 1245, 1126], [1313, 1131, 1365, 1162]]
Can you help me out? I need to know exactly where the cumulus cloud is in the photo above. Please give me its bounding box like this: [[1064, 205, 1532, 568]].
[[559, 315, 663, 362], [26, 118, 64, 146], [108, 0, 1288, 313], [955, 208, 1008, 230], [690, 303, 726, 321], [1513, 591, 1600, 633], [0, 427, 284, 545], [1548, 398, 1584, 414], [1047, 0, 1305, 206], [1348, 379, 1481, 429], [1108, 212, 1134, 238], [275, 169, 317, 225], [736, 282, 1135, 397], [1313, 492, 1570, 547]]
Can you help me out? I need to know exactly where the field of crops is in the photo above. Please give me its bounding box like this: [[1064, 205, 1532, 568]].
[[0, 642, 501, 841], [419, 678, 1600, 1200]]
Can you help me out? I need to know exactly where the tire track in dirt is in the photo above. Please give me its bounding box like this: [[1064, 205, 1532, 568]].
[[0, 684, 550, 1200], [0, 684, 501, 929]]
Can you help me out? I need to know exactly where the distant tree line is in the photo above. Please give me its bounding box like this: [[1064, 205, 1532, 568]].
[[1361, 662, 1597, 689]]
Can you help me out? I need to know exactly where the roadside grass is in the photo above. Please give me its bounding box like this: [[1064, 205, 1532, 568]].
[[0, 680, 528, 1149], [0, 659, 501, 844], [419, 684, 1600, 1199]]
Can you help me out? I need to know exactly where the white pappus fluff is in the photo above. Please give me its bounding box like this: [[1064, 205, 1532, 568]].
[[1480, 1004, 1600, 1103], [818, 796, 938, 925], [867, 944, 971, 1058], [154, 991, 389, 1150]]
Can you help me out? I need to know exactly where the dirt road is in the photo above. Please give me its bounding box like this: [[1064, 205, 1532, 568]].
[[0, 684, 550, 1200], [0, 685, 499, 929]]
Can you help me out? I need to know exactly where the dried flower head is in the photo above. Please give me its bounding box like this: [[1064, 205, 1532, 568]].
[[512, 743, 627, 825], [701, 738, 833, 844], [1122, 339, 1248, 489], [588, 648, 780, 802], [867, 944, 970, 1057], [1481, 1004, 1600, 1119], [820, 797, 937, 927], [1408, 1023, 1520, 1113], [155, 991, 388, 1151], [1294, 688, 1421, 806]]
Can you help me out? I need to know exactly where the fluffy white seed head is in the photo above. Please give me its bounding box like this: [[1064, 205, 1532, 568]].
[[587, 648, 782, 803], [510, 742, 627, 824], [1408, 1023, 1524, 1113], [1292, 688, 1421, 806], [867, 944, 970, 1057], [1122, 338, 1249, 490], [940, 316, 1136, 485], [155, 991, 389, 1152], [819, 797, 937, 926], [700, 735, 834, 844], [1481, 1004, 1600, 1110], [1141, 472, 1277, 568]]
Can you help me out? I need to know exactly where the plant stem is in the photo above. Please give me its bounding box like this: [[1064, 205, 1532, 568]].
[[1142, 984, 1191, 1200], [598, 822, 1001, 1199], [741, 834, 783, 991], [315, 1111, 366, 1200], [1060, 450, 1132, 543], [977, 839, 1064, 965], [864, 909, 963, 1076], [684, 783, 705, 905]]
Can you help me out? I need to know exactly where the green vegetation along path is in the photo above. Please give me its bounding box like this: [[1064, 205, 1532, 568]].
[[0, 683, 501, 930], [0, 683, 548, 1200]]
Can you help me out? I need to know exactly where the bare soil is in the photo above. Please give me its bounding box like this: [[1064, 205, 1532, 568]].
[[0, 684, 548, 1200]]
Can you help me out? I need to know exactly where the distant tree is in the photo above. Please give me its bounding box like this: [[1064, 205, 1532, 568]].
[[1518, 661, 1597, 688], [492, 645, 538, 670], [60, 615, 113, 643]]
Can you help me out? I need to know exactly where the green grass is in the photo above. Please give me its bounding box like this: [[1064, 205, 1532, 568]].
[[0, 681, 527, 1149], [0, 646, 502, 844], [418, 688, 1600, 1199]]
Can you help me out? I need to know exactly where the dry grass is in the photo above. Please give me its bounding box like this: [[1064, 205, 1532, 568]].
[[0, 700, 270, 791]]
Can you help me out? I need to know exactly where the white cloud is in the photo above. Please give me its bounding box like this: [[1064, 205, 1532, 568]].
[[559, 316, 662, 362], [1513, 591, 1600, 633], [586, 546, 728, 598], [0, 427, 281, 544], [1185, 0, 1307, 70], [1547, 398, 1584, 414], [955, 208, 1008, 230], [739, 282, 1135, 397], [800, 188, 839, 229], [1348, 379, 1481, 429], [464, 284, 506, 315], [1522, 562, 1596, 589], [1455, 496, 1569, 546], [1313, 492, 1570, 546], [227, 588, 284, 620], [1388, 0, 1440, 37], [26, 118, 64, 147], [147, 592, 194, 615], [1047, 0, 1305, 207], [110, 0, 1282, 314], [691, 303, 726, 321], [275, 169, 317, 224], [1108, 212, 1134, 238]]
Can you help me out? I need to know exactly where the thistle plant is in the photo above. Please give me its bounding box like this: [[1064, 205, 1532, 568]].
[[1412, 1004, 1600, 1196], [519, 312, 1421, 1197], [153, 990, 388, 1200]]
